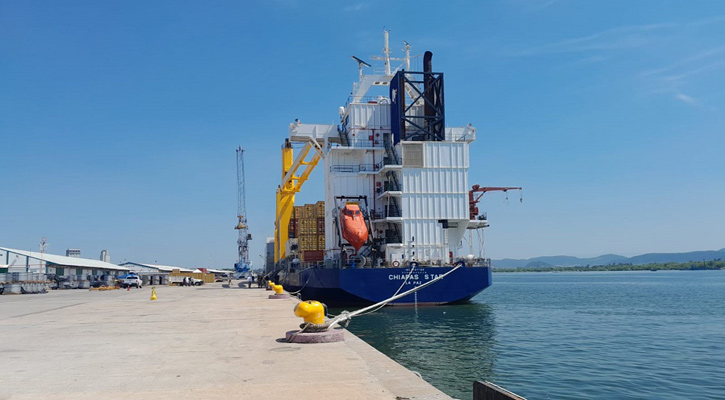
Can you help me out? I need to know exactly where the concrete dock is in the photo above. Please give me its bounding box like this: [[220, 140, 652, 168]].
[[0, 283, 451, 400]]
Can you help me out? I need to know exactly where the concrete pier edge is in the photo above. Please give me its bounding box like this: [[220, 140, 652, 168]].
[[0, 283, 451, 400]]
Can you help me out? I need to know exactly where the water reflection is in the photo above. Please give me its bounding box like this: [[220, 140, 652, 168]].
[[338, 302, 497, 399]]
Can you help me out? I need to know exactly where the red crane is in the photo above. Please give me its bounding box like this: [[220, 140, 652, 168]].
[[469, 184, 522, 220]]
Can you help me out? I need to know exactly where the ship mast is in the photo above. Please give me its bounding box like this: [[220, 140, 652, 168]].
[[383, 29, 391, 75], [371, 29, 395, 76]]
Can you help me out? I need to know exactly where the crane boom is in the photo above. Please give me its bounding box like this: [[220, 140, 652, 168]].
[[469, 185, 522, 220], [274, 138, 323, 263], [235, 146, 251, 275]]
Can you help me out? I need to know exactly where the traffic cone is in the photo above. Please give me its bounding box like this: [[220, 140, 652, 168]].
[[150, 286, 157, 301], [127, 285, 130, 292]]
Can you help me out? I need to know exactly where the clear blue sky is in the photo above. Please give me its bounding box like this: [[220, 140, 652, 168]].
[[2, 0, 724, 268]]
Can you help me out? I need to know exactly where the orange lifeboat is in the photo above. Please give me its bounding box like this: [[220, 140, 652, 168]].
[[340, 203, 368, 251]]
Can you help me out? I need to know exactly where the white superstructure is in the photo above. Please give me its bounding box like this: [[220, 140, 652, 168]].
[[288, 32, 485, 268]]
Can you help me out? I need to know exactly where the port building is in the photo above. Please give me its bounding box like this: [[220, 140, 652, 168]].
[[118, 262, 194, 274], [1, 247, 129, 276]]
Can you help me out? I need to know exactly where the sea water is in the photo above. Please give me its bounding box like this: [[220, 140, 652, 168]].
[[345, 270, 725, 399]]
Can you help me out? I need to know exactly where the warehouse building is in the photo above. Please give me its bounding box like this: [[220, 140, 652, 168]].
[[1, 247, 129, 276], [118, 262, 194, 274]]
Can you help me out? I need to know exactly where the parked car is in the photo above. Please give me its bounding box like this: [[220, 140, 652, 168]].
[[169, 276, 203, 286], [121, 275, 142, 289]]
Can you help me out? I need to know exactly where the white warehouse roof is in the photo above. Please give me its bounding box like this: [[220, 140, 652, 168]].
[[1, 247, 130, 272], [120, 262, 194, 273], [206, 269, 231, 274]]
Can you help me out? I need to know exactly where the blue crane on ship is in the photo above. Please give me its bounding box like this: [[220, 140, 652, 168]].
[[234, 146, 252, 277]]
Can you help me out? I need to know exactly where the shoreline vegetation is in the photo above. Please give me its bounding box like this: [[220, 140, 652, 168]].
[[493, 260, 725, 273]]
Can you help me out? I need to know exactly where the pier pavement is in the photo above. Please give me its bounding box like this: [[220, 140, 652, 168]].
[[0, 283, 451, 400]]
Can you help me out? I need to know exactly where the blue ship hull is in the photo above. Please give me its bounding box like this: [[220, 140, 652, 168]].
[[279, 265, 492, 306]]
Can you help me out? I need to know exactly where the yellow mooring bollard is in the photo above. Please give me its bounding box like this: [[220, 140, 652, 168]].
[[271, 283, 284, 294], [150, 286, 157, 301], [268, 282, 289, 299], [285, 300, 343, 343], [294, 300, 326, 325]]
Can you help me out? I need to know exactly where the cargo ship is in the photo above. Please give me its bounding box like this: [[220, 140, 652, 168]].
[[271, 32, 516, 306]]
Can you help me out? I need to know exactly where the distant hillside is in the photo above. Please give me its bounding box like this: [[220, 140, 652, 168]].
[[523, 260, 554, 268], [492, 248, 725, 269]]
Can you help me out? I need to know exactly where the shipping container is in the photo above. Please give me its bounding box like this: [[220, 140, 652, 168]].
[[299, 204, 312, 220], [314, 201, 325, 218], [301, 250, 324, 263], [298, 234, 319, 252], [297, 219, 310, 235]]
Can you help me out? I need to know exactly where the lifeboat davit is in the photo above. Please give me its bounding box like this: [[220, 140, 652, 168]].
[[340, 204, 368, 251]]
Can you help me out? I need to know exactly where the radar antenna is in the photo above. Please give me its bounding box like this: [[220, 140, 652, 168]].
[[351, 56, 371, 80]]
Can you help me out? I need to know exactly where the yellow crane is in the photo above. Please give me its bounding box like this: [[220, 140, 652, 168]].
[[274, 137, 324, 263]]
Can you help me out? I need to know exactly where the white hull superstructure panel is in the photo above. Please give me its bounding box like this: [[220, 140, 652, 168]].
[[347, 103, 391, 132], [393, 141, 470, 263]]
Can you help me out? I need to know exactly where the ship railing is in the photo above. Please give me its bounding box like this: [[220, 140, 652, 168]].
[[376, 186, 402, 195], [446, 126, 477, 142], [330, 137, 386, 148], [345, 95, 392, 107], [375, 178, 402, 194], [371, 210, 402, 219], [472, 258, 491, 268], [372, 159, 398, 171], [300, 261, 325, 269], [330, 163, 380, 173], [382, 235, 402, 244], [381, 156, 401, 166]]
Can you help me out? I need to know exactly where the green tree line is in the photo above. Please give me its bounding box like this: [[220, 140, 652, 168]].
[[493, 260, 725, 273]]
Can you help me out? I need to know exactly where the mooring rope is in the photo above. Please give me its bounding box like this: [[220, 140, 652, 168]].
[[342, 262, 419, 319], [325, 262, 464, 330], [287, 272, 312, 298]]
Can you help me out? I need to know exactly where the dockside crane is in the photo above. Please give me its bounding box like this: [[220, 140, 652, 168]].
[[235, 146, 252, 276]]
